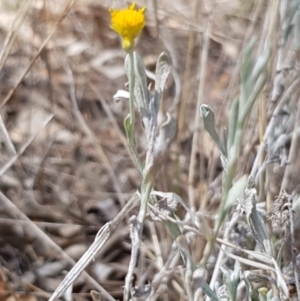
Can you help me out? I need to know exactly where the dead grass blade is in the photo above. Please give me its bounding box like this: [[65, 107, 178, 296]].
[[0, 191, 118, 301], [48, 193, 139, 301], [0, 114, 16, 155], [63, 56, 125, 206], [222, 249, 276, 274], [188, 3, 213, 209], [0, 0, 32, 71], [0, 0, 74, 110], [0, 114, 53, 177]]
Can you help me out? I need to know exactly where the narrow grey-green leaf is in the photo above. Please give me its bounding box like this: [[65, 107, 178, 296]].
[[243, 275, 252, 301], [193, 268, 219, 301], [228, 97, 239, 150], [249, 46, 271, 84], [241, 38, 256, 85], [154, 52, 172, 114], [222, 127, 228, 157], [146, 114, 177, 177], [201, 281, 219, 301], [271, 258, 289, 298], [225, 175, 247, 212], [221, 264, 240, 301], [124, 53, 150, 130], [133, 52, 149, 109], [239, 176, 273, 256], [124, 114, 134, 144], [200, 104, 226, 158]]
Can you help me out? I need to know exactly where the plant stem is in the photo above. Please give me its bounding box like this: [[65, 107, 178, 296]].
[[129, 51, 135, 128]]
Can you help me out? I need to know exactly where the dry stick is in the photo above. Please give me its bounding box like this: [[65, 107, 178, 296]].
[[149, 222, 164, 269], [0, 193, 138, 301], [175, 0, 200, 204], [1, 265, 52, 299], [208, 207, 241, 294], [0, 0, 74, 110], [63, 58, 125, 206], [0, 217, 86, 228], [177, 0, 200, 141], [188, 5, 212, 209], [48, 194, 139, 301], [0, 114, 16, 155], [221, 249, 277, 274], [0, 0, 32, 71], [24, 160, 133, 199], [0, 114, 53, 177], [149, 250, 181, 301], [0, 114, 111, 299]]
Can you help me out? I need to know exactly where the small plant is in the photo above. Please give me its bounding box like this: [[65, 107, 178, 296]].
[[48, 2, 300, 301]]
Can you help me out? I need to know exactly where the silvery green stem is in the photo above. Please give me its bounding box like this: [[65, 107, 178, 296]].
[[138, 179, 153, 230], [124, 51, 143, 175], [129, 51, 135, 128]]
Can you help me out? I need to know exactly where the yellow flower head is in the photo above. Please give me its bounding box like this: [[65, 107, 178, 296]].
[[109, 2, 146, 51]]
